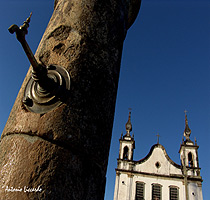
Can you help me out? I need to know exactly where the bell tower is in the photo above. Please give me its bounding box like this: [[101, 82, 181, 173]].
[[118, 112, 135, 161], [114, 112, 135, 200], [179, 111, 203, 200], [179, 111, 200, 176]]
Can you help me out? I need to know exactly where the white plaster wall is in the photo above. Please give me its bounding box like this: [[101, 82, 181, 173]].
[[114, 172, 204, 200], [188, 182, 203, 200], [114, 171, 186, 200], [131, 175, 185, 200], [134, 146, 182, 176], [118, 160, 133, 171], [114, 173, 129, 200], [114, 174, 120, 200]]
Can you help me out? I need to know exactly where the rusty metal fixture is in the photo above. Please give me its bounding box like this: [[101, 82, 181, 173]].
[[8, 13, 70, 114]]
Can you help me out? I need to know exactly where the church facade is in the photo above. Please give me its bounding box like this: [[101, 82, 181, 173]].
[[113, 112, 203, 200]]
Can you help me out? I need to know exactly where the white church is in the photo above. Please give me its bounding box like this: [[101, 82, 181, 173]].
[[113, 112, 203, 200]]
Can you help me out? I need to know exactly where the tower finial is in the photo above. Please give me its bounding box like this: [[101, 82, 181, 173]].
[[125, 110, 132, 136], [184, 110, 191, 141], [195, 137, 197, 145], [184, 110, 189, 125]]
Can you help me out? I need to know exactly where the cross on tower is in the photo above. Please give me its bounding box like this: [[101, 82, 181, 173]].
[[184, 110, 188, 116], [156, 133, 160, 144]]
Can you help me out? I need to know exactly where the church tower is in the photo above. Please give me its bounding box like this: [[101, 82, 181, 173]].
[[114, 112, 135, 200], [179, 112, 203, 200], [179, 112, 200, 175], [118, 112, 135, 161]]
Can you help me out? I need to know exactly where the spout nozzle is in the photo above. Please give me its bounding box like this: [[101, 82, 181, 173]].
[[8, 24, 19, 34]]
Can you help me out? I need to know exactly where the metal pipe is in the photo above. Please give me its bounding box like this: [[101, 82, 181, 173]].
[[8, 13, 53, 91]]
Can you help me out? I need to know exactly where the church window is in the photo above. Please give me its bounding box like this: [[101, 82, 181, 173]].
[[123, 146, 129, 160], [188, 152, 193, 167], [135, 182, 145, 200], [155, 161, 161, 168], [169, 186, 179, 200], [152, 184, 162, 200]]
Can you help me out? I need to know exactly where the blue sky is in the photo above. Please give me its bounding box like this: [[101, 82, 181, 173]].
[[0, 0, 209, 199]]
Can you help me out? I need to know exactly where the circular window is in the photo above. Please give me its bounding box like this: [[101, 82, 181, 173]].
[[155, 161, 161, 168]]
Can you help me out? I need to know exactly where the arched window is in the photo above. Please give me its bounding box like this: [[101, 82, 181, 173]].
[[123, 146, 129, 160], [169, 186, 179, 200], [152, 183, 162, 200], [135, 182, 145, 200], [188, 152, 193, 167]]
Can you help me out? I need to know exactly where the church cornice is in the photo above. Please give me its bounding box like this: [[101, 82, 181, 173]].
[[179, 143, 199, 153], [119, 137, 135, 142], [115, 168, 203, 182]]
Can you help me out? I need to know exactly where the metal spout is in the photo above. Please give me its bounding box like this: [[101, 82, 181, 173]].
[[8, 13, 71, 114], [8, 13, 53, 91]]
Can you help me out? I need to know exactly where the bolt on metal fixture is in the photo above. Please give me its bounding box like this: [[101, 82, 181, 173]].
[[8, 13, 71, 114]]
